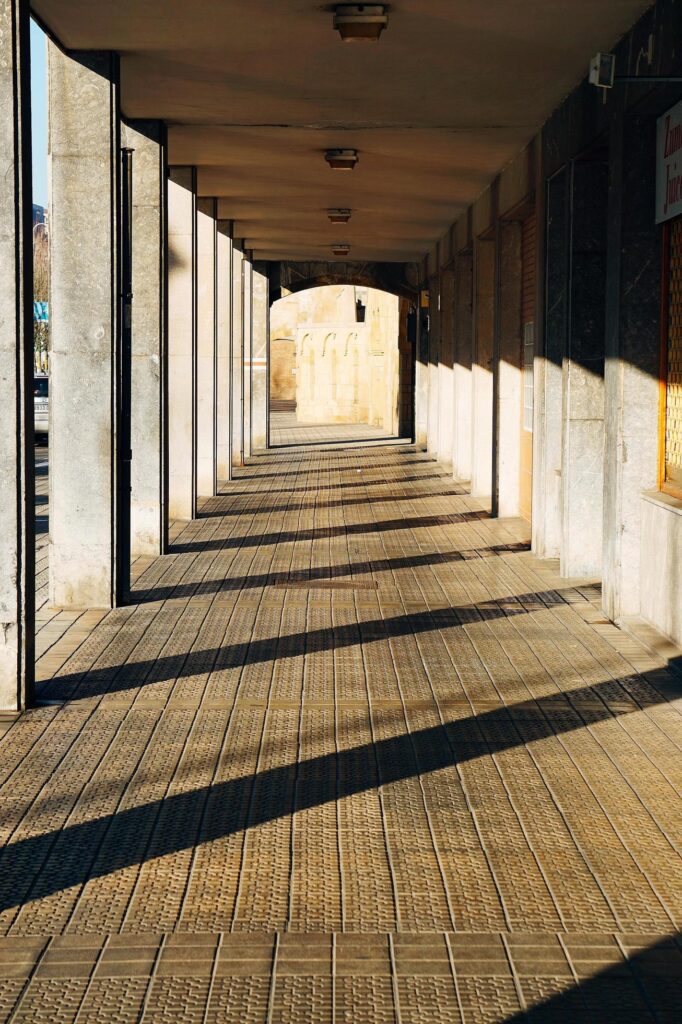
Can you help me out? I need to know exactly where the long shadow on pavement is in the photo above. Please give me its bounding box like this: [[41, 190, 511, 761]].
[[505, 929, 682, 1021], [3, 671, 681, 922], [169, 512, 490, 554], [223, 473, 448, 494], [40, 592, 558, 700], [133, 543, 530, 602], [198, 488, 472, 518]]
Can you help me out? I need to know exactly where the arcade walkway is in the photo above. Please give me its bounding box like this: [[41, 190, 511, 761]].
[[1, 424, 681, 1022]]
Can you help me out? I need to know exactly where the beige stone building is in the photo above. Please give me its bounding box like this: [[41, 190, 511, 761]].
[[270, 285, 409, 433]]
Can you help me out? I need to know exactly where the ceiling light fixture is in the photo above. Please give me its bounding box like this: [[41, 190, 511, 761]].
[[333, 4, 388, 43], [327, 208, 352, 223], [331, 243, 351, 257], [325, 148, 359, 171]]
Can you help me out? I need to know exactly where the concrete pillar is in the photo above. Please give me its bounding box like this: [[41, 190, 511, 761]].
[[49, 46, 122, 608], [216, 222, 233, 483], [242, 256, 253, 460], [437, 268, 455, 467], [603, 111, 660, 621], [124, 120, 167, 557], [470, 238, 495, 499], [167, 166, 197, 520], [251, 263, 269, 450], [452, 250, 473, 483], [398, 301, 415, 439], [560, 160, 608, 577], [0, 0, 34, 710], [426, 278, 440, 456], [535, 160, 608, 574], [495, 221, 523, 517], [414, 299, 429, 447], [533, 168, 565, 558], [231, 242, 244, 468], [196, 197, 217, 497]]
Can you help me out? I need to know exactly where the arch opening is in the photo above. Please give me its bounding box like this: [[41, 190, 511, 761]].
[[269, 284, 416, 447]]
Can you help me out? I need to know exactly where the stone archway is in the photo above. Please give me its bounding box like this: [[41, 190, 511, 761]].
[[271, 260, 421, 303]]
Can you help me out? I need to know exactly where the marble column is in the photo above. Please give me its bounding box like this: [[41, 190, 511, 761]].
[[0, 0, 34, 709], [49, 45, 122, 607], [603, 112, 660, 620], [414, 297, 429, 447], [251, 263, 269, 451], [426, 277, 440, 457], [231, 242, 245, 468], [495, 221, 523, 518], [470, 238, 495, 499], [561, 160, 608, 577], [533, 169, 566, 559], [242, 256, 253, 460], [452, 250, 473, 484], [196, 197, 217, 497], [438, 268, 455, 468], [167, 166, 197, 520], [124, 120, 167, 556], [216, 222, 233, 483]]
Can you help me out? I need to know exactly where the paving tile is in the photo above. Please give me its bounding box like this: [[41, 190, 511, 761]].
[[0, 422, 678, 1020]]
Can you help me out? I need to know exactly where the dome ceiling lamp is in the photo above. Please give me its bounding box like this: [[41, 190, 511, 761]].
[[327, 208, 352, 223], [333, 5, 389, 43], [325, 149, 359, 171]]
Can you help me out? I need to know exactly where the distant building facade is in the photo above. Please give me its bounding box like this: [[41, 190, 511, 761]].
[[270, 285, 409, 434]]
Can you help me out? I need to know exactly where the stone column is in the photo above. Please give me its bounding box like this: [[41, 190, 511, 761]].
[[495, 221, 523, 517], [603, 111, 660, 621], [561, 160, 608, 577], [167, 166, 197, 520], [251, 263, 269, 451], [426, 278, 440, 457], [438, 268, 455, 468], [533, 168, 565, 559], [242, 256, 253, 460], [397, 301, 414, 439], [196, 197, 217, 497], [0, 0, 33, 709], [452, 250, 473, 483], [123, 120, 167, 557], [49, 46, 122, 608], [231, 242, 244, 468], [216, 222, 233, 483], [470, 239, 495, 499], [414, 299, 429, 447]]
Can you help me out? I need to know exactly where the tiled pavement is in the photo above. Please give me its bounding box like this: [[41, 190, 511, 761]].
[[1, 417, 681, 1021], [33, 446, 109, 669], [269, 411, 406, 450]]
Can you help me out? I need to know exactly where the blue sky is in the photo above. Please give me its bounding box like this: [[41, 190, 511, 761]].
[[31, 20, 48, 208]]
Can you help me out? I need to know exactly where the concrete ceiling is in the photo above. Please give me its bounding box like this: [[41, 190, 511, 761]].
[[33, 0, 651, 262]]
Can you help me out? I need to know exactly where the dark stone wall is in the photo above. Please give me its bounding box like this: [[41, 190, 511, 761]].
[[544, 167, 569, 372], [536, 0, 678, 612], [569, 159, 608, 381], [543, 0, 682, 178]]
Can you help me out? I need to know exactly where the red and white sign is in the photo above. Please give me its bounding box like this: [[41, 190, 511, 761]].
[[657, 100, 682, 224]]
